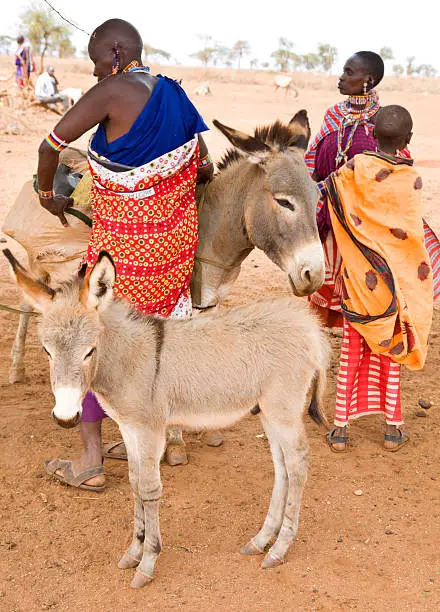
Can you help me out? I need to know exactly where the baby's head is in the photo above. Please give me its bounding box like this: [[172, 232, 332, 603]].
[[373, 105, 413, 154]]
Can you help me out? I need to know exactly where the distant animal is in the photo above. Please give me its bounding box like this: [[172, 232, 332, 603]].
[[194, 81, 212, 96], [60, 87, 83, 107], [5, 248, 329, 589], [274, 74, 298, 97]]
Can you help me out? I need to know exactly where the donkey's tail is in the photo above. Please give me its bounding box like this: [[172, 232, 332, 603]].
[[308, 366, 329, 428]]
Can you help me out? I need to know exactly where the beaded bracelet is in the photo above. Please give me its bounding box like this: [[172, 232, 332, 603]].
[[198, 153, 212, 168], [38, 189, 54, 199], [45, 130, 69, 152]]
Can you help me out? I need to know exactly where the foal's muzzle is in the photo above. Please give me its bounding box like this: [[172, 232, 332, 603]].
[[52, 387, 83, 429], [51, 409, 81, 429]]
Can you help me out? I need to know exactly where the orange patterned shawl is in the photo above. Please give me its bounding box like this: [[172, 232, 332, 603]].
[[326, 151, 433, 369]]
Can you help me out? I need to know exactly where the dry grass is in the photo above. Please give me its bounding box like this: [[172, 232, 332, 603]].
[[1, 54, 439, 95]]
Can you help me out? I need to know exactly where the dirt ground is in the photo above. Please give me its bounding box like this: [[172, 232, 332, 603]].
[[0, 62, 440, 611]]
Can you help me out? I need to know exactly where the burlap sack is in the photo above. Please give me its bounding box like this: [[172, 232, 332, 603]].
[[2, 150, 92, 282]]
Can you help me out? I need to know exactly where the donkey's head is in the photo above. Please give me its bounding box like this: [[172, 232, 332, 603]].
[[4, 249, 115, 428], [213, 111, 324, 296]]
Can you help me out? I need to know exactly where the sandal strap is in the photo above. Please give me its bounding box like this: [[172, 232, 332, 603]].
[[328, 430, 348, 444], [45, 459, 104, 487], [384, 431, 409, 443]]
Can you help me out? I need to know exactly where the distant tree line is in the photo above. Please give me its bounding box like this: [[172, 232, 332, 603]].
[[1, 6, 438, 79], [380, 46, 437, 78]]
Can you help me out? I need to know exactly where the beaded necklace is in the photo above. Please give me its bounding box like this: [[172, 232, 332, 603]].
[[336, 89, 379, 165], [122, 59, 150, 74]]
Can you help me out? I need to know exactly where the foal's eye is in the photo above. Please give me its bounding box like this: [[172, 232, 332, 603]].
[[42, 346, 52, 359], [276, 198, 295, 212], [84, 348, 96, 360]]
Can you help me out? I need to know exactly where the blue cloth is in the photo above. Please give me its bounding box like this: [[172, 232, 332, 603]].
[[91, 76, 208, 167]]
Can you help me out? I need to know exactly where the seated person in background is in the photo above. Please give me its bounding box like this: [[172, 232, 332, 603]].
[[35, 66, 69, 112]]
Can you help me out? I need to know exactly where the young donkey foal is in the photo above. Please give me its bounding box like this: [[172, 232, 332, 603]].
[[5, 249, 329, 589]]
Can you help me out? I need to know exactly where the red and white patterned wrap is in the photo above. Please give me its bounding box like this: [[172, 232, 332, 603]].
[[86, 138, 199, 318]]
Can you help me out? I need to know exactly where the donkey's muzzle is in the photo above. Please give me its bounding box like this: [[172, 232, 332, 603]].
[[288, 243, 324, 296], [51, 409, 81, 429], [52, 387, 83, 429]]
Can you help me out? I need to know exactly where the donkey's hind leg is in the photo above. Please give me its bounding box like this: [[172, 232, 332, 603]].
[[165, 427, 188, 466], [261, 418, 309, 569], [241, 425, 288, 556], [9, 302, 33, 384]]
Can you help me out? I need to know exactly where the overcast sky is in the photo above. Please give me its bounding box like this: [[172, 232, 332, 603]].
[[3, 0, 438, 73]]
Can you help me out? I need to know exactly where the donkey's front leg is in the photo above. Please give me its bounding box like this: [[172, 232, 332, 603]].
[[118, 495, 145, 570], [119, 425, 166, 588]]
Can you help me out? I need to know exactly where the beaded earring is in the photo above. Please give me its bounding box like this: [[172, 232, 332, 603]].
[[363, 81, 368, 94], [112, 41, 120, 75]]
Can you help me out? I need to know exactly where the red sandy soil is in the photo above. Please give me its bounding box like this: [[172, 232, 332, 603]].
[[0, 62, 439, 610]]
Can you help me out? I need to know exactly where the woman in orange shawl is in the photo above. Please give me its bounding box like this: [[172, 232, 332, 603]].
[[326, 106, 433, 452]]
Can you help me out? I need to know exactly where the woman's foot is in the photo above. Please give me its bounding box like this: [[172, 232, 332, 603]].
[[45, 458, 106, 491], [384, 424, 409, 452], [327, 426, 348, 452], [46, 420, 106, 490], [103, 441, 127, 460]]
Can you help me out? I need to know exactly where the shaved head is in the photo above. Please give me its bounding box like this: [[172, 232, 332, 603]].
[[90, 19, 143, 56], [374, 105, 413, 151], [88, 19, 144, 80]]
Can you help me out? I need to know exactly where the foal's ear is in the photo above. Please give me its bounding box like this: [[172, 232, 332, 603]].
[[80, 251, 116, 312], [288, 109, 311, 150], [3, 249, 55, 312], [213, 119, 270, 165]]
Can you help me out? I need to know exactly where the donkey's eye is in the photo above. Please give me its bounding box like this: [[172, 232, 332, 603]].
[[84, 348, 96, 360], [276, 198, 295, 212], [42, 346, 52, 359]]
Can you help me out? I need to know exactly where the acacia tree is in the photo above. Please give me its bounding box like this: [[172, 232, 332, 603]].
[[143, 44, 171, 63], [20, 3, 72, 72], [271, 37, 295, 72], [191, 34, 217, 67], [380, 46, 394, 61], [317, 43, 338, 73], [417, 64, 437, 77], [58, 38, 76, 58], [231, 40, 250, 69], [406, 56, 417, 76], [301, 52, 320, 71], [212, 45, 232, 67], [392, 64, 405, 77], [0, 35, 14, 55]]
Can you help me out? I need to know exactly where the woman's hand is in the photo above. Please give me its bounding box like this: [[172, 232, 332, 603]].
[[39, 194, 73, 227]]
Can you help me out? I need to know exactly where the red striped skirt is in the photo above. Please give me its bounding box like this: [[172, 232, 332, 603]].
[[335, 319, 402, 426]]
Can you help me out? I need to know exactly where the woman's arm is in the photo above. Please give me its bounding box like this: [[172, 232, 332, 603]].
[[196, 134, 214, 184], [37, 78, 114, 226]]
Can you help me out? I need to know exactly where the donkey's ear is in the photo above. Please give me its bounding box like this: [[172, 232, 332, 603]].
[[288, 109, 311, 150], [3, 249, 55, 312], [80, 251, 116, 312], [213, 119, 270, 165]]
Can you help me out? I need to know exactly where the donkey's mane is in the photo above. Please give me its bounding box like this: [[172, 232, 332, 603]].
[[255, 121, 306, 151], [216, 148, 244, 172], [216, 120, 306, 173]]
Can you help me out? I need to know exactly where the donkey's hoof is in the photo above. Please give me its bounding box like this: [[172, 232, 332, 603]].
[[262, 551, 285, 569], [165, 443, 188, 466], [130, 570, 153, 589], [9, 371, 26, 384], [205, 431, 224, 447], [240, 539, 265, 556], [118, 552, 141, 569]]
